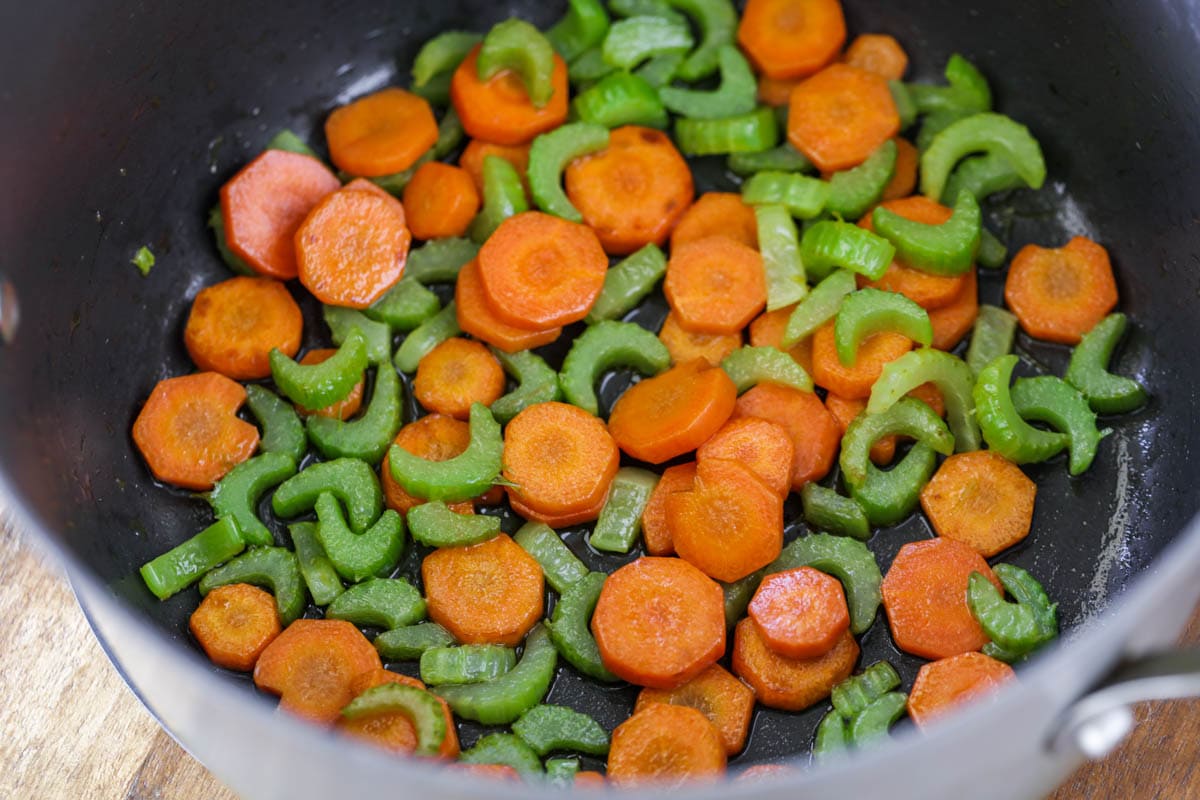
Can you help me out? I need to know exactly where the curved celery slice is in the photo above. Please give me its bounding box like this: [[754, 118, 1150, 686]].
[[840, 398, 954, 488], [273, 458, 382, 533], [546, 0, 610, 63], [801, 483, 870, 541], [665, 0, 738, 81], [198, 546, 304, 624], [208, 452, 295, 547], [435, 624, 558, 725], [420, 644, 516, 686], [513, 521, 589, 594], [720, 346, 813, 394], [387, 403, 503, 503], [559, 321, 670, 416], [868, 348, 981, 453], [831, 661, 901, 719], [966, 304, 1018, 376], [756, 204, 807, 310], [326, 578, 426, 630], [547, 572, 618, 681], [835, 288, 932, 367], [742, 172, 829, 220], [460, 733, 544, 776], [404, 237, 480, 285], [364, 279, 440, 332], [342, 684, 448, 757], [490, 348, 561, 424], [800, 221, 895, 282], [407, 501, 501, 547], [659, 44, 756, 120], [908, 54, 992, 116], [826, 139, 898, 220], [589, 467, 659, 554], [306, 365, 404, 464], [1011, 375, 1107, 475], [974, 355, 1070, 464], [920, 112, 1046, 201], [394, 302, 461, 374], [1064, 313, 1148, 414], [573, 71, 668, 129], [584, 244, 667, 323], [314, 493, 406, 583], [324, 306, 391, 365], [675, 106, 778, 156], [850, 442, 938, 527], [782, 269, 857, 347], [478, 19, 556, 107], [270, 329, 368, 410], [872, 190, 981, 276], [289, 522, 343, 607], [412, 31, 481, 88], [601, 15, 692, 71], [245, 385, 307, 465], [528, 123, 610, 222], [849, 692, 908, 748], [513, 704, 611, 757]]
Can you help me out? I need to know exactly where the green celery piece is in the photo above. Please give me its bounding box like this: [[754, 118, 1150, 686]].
[[208, 452, 296, 547], [589, 468, 659, 554], [198, 546, 305, 624], [139, 518, 246, 601], [325, 578, 426, 630]]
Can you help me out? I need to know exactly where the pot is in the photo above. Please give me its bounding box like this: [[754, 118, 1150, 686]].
[[3, 0, 1200, 797]]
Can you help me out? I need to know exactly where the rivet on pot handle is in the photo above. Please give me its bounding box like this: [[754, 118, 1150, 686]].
[[1049, 647, 1200, 758], [0, 275, 18, 345]]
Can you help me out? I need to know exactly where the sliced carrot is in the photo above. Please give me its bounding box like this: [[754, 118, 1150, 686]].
[[1004, 236, 1119, 345], [859, 262, 967, 312], [381, 415, 484, 515], [189, 583, 281, 672], [667, 458, 784, 583], [732, 619, 858, 711], [502, 401, 619, 517], [787, 63, 900, 173], [881, 538, 1002, 660], [184, 276, 302, 380], [342, 669, 460, 758], [132, 372, 259, 491], [592, 557, 726, 689], [747, 567, 850, 659], [696, 417, 795, 498], [929, 267, 979, 350], [881, 138, 919, 202], [842, 34, 909, 80], [737, 0, 846, 80], [476, 211, 608, 329], [811, 322, 913, 399], [758, 74, 803, 107], [295, 185, 411, 309], [295, 349, 365, 420], [325, 88, 439, 177], [907, 652, 1016, 729], [634, 664, 755, 756], [608, 360, 737, 464], [564, 126, 694, 255], [670, 192, 759, 251], [658, 311, 743, 368], [451, 45, 570, 146], [920, 451, 1037, 557], [253, 618, 382, 724], [455, 258, 562, 352], [825, 392, 897, 465], [422, 533, 544, 647], [220, 149, 341, 280], [607, 703, 726, 787], [510, 490, 606, 528], [664, 238, 767, 334], [458, 139, 532, 198], [640, 462, 696, 556], [732, 383, 841, 489], [413, 337, 506, 420], [748, 306, 815, 374], [401, 161, 480, 240]]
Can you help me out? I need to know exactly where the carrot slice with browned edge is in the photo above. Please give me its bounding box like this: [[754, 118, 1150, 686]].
[[658, 312, 743, 368], [634, 664, 755, 756], [907, 652, 1016, 729], [455, 258, 562, 352], [564, 126, 694, 255], [295, 185, 411, 309], [757, 75, 803, 107], [413, 337, 506, 420], [132, 372, 259, 491], [929, 268, 979, 350], [664, 237, 767, 335], [326, 87, 439, 177], [732, 619, 858, 711], [608, 360, 737, 464], [502, 401, 619, 517], [732, 383, 841, 489], [459, 139, 532, 198], [476, 211, 608, 329], [381, 414, 483, 515], [881, 538, 1002, 660], [189, 583, 281, 672], [607, 703, 726, 787], [184, 276, 302, 380], [920, 451, 1037, 557], [1004, 236, 1119, 345], [402, 162, 481, 240], [451, 46, 570, 146], [748, 306, 815, 374], [295, 349, 365, 420], [220, 149, 341, 280], [253, 618, 382, 724], [422, 533, 544, 646], [812, 322, 913, 398], [341, 669, 460, 758], [592, 557, 726, 689], [738, 0, 846, 80], [881, 138, 919, 202], [667, 458, 783, 583], [747, 566, 850, 659], [843, 34, 909, 80], [697, 417, 795, 498], [787, 63, 900, 173], [640, 462, 696, 556], [670, 192, 759, 251]]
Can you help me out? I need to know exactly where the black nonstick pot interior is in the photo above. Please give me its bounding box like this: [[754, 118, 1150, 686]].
[[3, 0, 1200, 771]]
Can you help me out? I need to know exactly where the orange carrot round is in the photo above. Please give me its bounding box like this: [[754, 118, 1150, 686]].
[[812, 322, 913, 398], [402, 161, 481, 240], [747, 567, 850, 659], [670, 192, 759, 251], [295, 349, 365, 420], [564, 126, 694, 255], [1004, 236, 1119, 345], [451, 46, 570, 145], [881, 138, 920, 202], [732, 383, 841, 490], [253, 618, 382, 724], [342, 669, 460, 758], [842, 34, 909, 80], [634, 664, 756, 756], [476, 211, 609, 329], [592, 557, 726, 689], [381, 415, 484, 515], [748, 306, 816, 374], [881, 538, 1002, 660], [920, 451, 1037, 557], [731, 619, 858, 711], [413, 337, 506, 420], [907, 652, 1016, 729], [184, 276, 302, 380], [787, 63, 900, 173], [510, 490, 606, 528], [132, 372, 259, 491], [737, 0, 846, 80], [929, 268, 979, 350], [189, 583, 281, 672], [458, 139, 531, 198], [664, 237, 767, 335], [422, 533, 544, 646], [325, 88, 439, 177], [758, 74, 803, 107], [696, 416, 796, 497], [220, 149, 341, 280], [607, 703, 726, 787], [608, 360, 737, 464], [455, 258, 562, 352], [658, 312, 743, 368], [640, 462, 696, 556]]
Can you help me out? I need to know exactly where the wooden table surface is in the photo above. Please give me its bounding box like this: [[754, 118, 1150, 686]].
[[2, 518, 1198, 799]]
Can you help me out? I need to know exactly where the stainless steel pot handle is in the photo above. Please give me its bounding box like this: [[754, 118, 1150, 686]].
[[1049, 647, 1200, 758], [0, 275, 18, 345]]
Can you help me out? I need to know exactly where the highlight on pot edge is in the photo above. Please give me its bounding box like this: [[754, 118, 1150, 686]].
[[128, 0, 1148, 787]]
